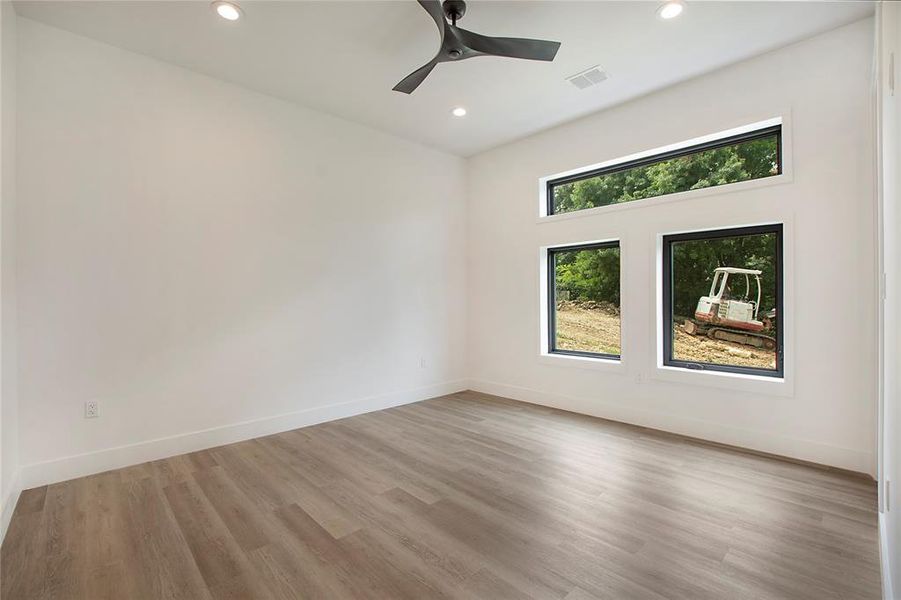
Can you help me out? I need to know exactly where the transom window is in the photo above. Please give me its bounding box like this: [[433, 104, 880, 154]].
[[546, 125, 782, 216]]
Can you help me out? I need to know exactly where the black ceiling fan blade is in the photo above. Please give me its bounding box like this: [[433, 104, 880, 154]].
[[391, 1, 445, 94], [417, 0, 447, 39], [393, 59, 439, 94], [456, 28, 561, 62]]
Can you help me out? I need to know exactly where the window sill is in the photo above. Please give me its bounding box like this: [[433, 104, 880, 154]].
[[536, 173, 792, 224], [538, 352, 624, 372], [653, 364, 792, 397]]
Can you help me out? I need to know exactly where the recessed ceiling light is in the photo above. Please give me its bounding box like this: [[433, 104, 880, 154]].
[[452, 107, 467, 117], [212, 1, 242, 21], [657, 0, 684, 20]]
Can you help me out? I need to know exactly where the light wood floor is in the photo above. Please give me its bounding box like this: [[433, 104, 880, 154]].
[[1, 391, 882, 599]]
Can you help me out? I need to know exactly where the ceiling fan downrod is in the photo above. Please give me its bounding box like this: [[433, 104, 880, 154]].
[[442, 0, 466, 26]]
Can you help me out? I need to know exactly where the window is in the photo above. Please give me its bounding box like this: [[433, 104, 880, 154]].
[[662, 224, 783, 377], [548, 241, 621, 359], [547, 125, 782, 216]]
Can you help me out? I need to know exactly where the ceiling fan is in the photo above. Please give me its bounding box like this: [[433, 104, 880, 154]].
[[393, 0, 562, 94]]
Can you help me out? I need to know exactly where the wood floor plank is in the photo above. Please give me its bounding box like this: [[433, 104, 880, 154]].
[[116, 477, 212, 600], [321, 482, 482, 585], [458, 568, 534, 600], [1, 391, 882, 599], [78, 472, 132, 600], [40, 480, 87, 599], [162, 479, 273, 599], [191, 466, 271, 553], [245, 540, 346, 599], [1, 504, 47, 598], [15, 485, 47, 515]]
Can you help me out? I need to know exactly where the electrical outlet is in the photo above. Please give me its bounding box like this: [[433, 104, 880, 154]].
[[85, 400, 99, 419], [419, 356, 427, 369]]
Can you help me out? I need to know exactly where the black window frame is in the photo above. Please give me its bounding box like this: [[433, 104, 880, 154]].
[[546, 125, 783, 216], [547, 240, 621, 361], [662, 224, 784, 378]]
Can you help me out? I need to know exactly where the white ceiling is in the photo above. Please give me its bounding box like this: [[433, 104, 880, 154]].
[[14, 0, 874, 156]]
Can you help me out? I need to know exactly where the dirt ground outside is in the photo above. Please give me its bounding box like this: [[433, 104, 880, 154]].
[[555, 303, 776, 370], [555, 302, 621, 355]]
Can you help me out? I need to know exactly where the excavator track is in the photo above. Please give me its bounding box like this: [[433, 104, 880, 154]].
[[706, 327, 776, 350], [682, 320, 776, 350]]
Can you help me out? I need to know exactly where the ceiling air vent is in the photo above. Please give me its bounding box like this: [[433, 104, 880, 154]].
[[567, 65, 608, 90]]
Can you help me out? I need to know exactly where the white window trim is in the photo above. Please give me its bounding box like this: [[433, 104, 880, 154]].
[[537, 115, 793, 223], [538, 240, 626, 372]]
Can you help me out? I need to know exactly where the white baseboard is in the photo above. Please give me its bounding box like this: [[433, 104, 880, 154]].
[[883, 513, 897, 600], [0, 467, 22, 545], [468, 379, 875, 476], [18, 379, 468, 491]]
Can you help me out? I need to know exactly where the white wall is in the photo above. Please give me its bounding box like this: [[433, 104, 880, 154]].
[[0, 0, 18, 537], [467, 19, 877, 475], [8, 13, 879, 489], [879, 2, 901, 598], [14, 18, 467, 485]]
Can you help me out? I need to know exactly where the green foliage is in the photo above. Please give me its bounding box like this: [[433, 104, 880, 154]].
[[549, 135, 780, 318], [554, 247, 620, 306], [552, 235, 777, 322], [671, 233, 777, 318], [552, 136, 779, 214]]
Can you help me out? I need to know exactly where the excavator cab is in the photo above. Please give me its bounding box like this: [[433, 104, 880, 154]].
[[684, 267, 776, 350], [695, 267, 764, 331]]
